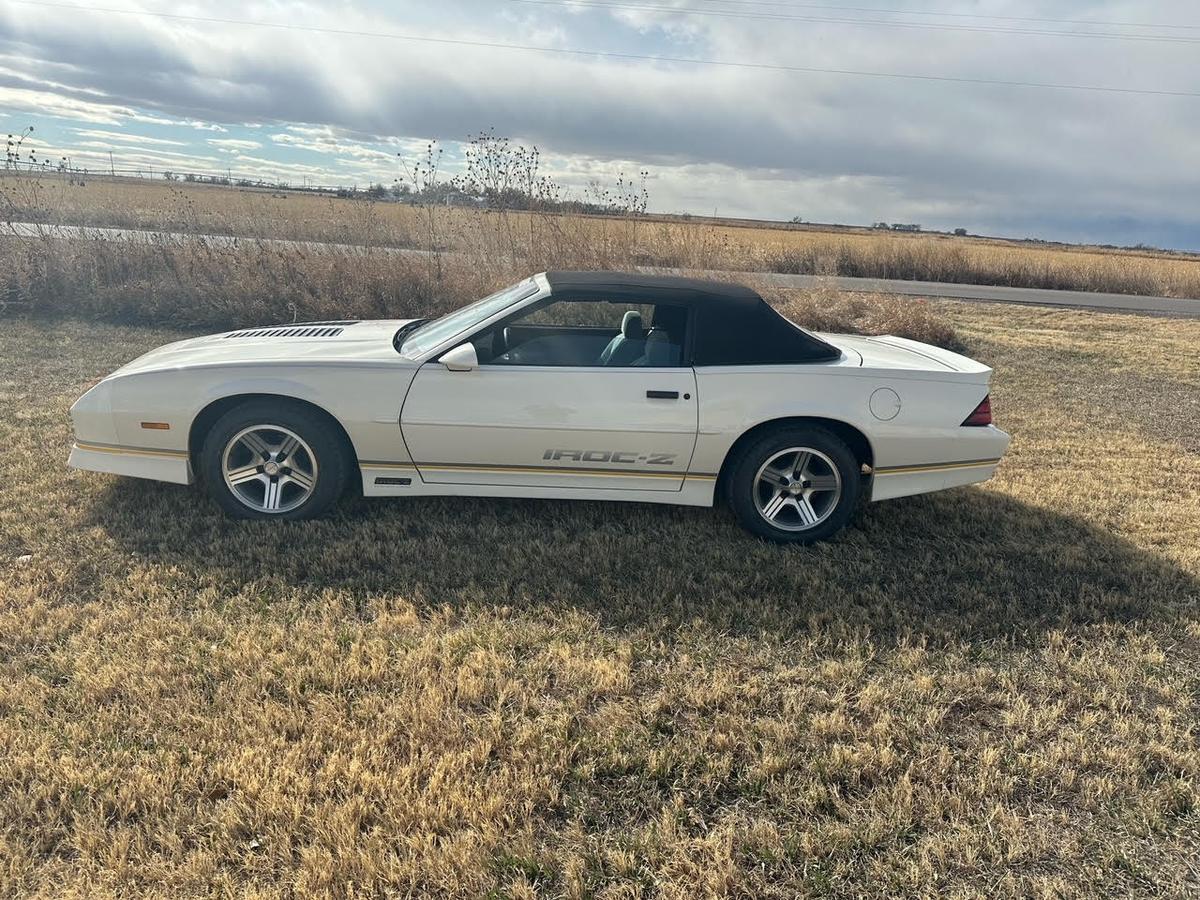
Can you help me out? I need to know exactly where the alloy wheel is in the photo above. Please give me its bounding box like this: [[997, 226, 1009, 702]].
[[221, 425, 319, 514], [752, 446, 842, 532]]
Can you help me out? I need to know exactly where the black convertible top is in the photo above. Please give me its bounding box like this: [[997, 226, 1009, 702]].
[[543, 271, 840, 366], [544, 270, 762, 307]]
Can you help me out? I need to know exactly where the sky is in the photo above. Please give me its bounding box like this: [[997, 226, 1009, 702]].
[[2, 0, 1199, 248]]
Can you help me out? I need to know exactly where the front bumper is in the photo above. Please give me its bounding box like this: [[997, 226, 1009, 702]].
[[68, 441, 193, 485], [68, 379, 193, 484]]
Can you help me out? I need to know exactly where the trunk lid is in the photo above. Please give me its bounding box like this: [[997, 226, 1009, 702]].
[[818, 333, 992, 382]]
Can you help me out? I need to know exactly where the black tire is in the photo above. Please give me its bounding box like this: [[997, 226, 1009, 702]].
[[199, 400, 351, 520], [726, 425, 862, 544]]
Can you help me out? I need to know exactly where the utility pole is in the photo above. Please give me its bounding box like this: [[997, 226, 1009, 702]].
[[109, 150, 115, 177]]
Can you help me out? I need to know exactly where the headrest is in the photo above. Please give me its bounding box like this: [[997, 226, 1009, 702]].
[[621, 310, 645, 339]]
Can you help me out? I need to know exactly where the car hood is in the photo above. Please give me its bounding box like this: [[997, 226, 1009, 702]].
[[110, 319, 417, 377]]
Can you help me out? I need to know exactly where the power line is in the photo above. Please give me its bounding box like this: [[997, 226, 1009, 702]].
[[681, 0, 1200, 32], [511, 0, 1200, 44], [6, 0, 1200, 99]]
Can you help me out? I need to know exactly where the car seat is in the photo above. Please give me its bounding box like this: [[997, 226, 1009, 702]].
[[599, 310, 647, 366]]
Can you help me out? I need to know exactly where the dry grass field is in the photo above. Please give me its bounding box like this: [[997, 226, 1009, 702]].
[[1, 301, 1198, 897], [7, 173, 1200, 298], [0, 229, 959, 348]]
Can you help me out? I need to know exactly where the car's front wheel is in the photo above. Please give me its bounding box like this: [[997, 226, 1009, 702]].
[[199, 400, 350, 520], [727, 425, 862, 543]]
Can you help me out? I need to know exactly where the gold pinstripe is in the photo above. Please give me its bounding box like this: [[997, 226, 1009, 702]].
[[418, 462, 685, 479], [360, 461, 718, 480], [875, 458, 1001, 476], [74, 441, 189, 460]]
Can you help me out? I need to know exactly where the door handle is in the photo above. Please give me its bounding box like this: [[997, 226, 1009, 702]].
[[646, 390, 680, 399]]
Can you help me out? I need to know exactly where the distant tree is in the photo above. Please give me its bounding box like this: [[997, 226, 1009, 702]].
[[954, 227, 968, 236]]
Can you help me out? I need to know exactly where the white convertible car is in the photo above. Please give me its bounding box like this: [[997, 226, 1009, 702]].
[[69, 271, 1009, 542]]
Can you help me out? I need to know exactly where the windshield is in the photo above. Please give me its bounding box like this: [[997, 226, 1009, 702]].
[[399, 279, 540, 358]]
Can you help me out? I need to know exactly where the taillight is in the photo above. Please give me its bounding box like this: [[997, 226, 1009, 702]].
[[962, 395, 992, 426]]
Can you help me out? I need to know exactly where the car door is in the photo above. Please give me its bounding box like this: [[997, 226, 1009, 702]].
[[400, 298, 699, 491]]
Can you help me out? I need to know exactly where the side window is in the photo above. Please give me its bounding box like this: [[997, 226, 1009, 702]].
[[473, 299, 686, 368]]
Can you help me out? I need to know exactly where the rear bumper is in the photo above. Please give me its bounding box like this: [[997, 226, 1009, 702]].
[[68, 442, 193, 485], [870, 457, 1001, 501], [870, 426, 1010, 501]]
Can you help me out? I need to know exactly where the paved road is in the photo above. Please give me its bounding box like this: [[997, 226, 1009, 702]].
[[8, 221, 1200, 318], [736, 272, 1200, 318], [5, 221, 374, 255]]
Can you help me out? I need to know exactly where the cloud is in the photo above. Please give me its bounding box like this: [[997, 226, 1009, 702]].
[[1, 0, 1198, 245], [271, 131, 393, 162], [0, 84, 133, 125], [208, 137, 262, 152], [0, 80, 230, 132], [73, 128, 187, 146]]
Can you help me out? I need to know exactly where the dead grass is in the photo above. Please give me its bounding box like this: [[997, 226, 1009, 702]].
[[1, 304, 1198, 897], [0, 233, 488, 329], [770, 283, 965, 352], [763, 237, 1200, 298], [7, 173, 1200, 298], [0, 234, 966, 350]]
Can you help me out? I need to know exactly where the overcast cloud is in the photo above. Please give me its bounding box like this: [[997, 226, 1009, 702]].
[[2, 0, 1198, 247]]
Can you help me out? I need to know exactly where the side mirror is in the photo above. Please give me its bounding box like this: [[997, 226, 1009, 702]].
[[440, 342, 478, 372]]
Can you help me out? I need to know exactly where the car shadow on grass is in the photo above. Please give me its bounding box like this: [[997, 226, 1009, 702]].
[[88, 479, 1198, 645]]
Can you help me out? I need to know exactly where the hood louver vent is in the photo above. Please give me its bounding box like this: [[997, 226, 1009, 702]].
[[225, 324, 350, 339]]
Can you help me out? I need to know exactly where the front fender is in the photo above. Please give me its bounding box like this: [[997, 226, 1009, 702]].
[[106, 364, 415, 467]]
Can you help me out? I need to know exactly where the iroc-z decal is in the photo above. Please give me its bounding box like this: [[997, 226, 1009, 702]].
[[543, 449, 678, 466]]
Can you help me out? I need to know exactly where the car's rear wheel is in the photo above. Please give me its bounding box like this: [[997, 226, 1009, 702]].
[[727, 425, 861, 543], [200, 400, 350, 520]]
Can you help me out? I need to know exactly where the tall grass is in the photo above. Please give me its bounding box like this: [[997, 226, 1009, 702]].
[[6, 173, 1200, 298], [765, 238, 1200, 297], [0, 233, 480, 328], [0, 231, 964, 350], [772, 283, 965, 352]]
